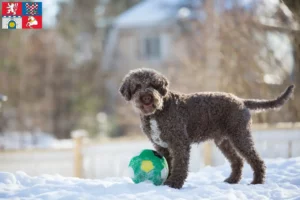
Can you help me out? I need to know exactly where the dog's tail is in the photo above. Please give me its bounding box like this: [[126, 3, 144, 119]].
[[243, 85, 295, 111]]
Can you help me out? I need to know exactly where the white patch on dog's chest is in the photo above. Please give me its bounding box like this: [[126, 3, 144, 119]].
[[149, 119, 168, 148]]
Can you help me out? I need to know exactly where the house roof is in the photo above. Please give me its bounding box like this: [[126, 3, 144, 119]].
[[115, 0, 257, 28], [115, 0, 185, 28], [111, 0, 294, 84]]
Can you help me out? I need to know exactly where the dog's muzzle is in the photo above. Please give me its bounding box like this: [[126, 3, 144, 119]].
[[140, 94, 153, 105], [138, 92, 156, 114]]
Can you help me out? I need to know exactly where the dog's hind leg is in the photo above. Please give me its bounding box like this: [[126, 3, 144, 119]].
[[215, 139, 244, 183], [229, 130, 266, 184]]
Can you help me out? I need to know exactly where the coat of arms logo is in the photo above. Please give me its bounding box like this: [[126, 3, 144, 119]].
[[2, 2, 42, 29], [25, 3, 39, 15], [6, 2, 18, 15]]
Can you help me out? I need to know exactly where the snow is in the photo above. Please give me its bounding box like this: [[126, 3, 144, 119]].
[[256, 0, 296, 29], [115, 0, 183, 28], [253, 0, 295, 84], [115, 0, 297, 29], [71, 129, 88, 139], [115, 0, 256, 28], [0, 94, 7, 102], [0, 131, 72, 150], [1, 157, 300, 200]]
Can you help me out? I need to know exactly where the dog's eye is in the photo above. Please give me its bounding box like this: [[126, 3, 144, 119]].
[[150, 84, 158, 90], [136, 84, 141, 89], [132, 84, 141, 94]]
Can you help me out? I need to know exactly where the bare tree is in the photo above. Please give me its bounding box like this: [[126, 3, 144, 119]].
[[168, 0, 296, 123], [281, 0, 300, 120]]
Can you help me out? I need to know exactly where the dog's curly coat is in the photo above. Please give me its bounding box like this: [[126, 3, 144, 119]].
[[119, 68, 294, 189]]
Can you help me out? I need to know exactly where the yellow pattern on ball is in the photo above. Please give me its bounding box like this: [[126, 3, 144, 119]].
[[141, 160, 154, 173]]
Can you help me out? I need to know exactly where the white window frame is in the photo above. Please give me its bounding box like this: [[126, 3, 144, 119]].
[[139, 34, 169, 62]]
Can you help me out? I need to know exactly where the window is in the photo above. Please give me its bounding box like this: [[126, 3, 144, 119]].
[[142, 36, 162, 60]]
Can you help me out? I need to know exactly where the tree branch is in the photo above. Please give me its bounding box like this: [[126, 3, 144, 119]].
[[281, 0, 300, 21]]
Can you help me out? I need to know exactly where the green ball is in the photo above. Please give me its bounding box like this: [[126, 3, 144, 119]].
[[128, 149, 169, 186]]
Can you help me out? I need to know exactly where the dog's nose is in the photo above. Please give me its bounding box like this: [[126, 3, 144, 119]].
[[141, 94, 153, 105]]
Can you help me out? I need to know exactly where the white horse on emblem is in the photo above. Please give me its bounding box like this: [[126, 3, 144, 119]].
[[26, 16, 38, 28]]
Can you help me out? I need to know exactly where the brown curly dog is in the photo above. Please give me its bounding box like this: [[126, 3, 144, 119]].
[[119, 68, 294, 189]]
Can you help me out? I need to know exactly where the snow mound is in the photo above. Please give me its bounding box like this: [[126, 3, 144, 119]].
[[1, 157, 300, 200]]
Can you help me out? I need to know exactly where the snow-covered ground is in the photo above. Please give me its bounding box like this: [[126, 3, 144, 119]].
[[1, 157, 300, 200], [0, 131, 72, 150]]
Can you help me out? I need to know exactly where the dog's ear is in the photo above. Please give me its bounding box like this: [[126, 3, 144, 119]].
[[119, 78, 132, 101], [157, 75, 169, 96]]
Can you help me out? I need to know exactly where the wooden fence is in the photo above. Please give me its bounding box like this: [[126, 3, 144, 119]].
[[0, 123, 299, 179]]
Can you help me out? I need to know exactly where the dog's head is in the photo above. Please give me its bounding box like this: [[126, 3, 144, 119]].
[[119, 68, 169, 116]]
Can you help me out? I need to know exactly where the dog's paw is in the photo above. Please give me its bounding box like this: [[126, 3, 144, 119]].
[[224, 177, 240, 184], [164, 179, 184, 189], [250, 179, 265, 184]]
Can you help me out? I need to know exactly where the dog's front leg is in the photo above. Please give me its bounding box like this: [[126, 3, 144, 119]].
[[153, 144, 173, 178], [164, 140, 190, 189]]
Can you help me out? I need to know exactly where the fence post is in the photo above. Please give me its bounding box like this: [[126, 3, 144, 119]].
[[204, 141, 212, 166], [288, 140, 292, 158], [71, 130, 87, 178]]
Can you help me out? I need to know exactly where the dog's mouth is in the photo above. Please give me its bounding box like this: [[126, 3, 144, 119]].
[[141, 103, 155, 114], [132, 91, 163, 116]]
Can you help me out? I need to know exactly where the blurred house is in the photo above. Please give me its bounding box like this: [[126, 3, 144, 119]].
[[102, 0, 208, 93], [101, 0, 295, 135], [101, 0, 209, 135]]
